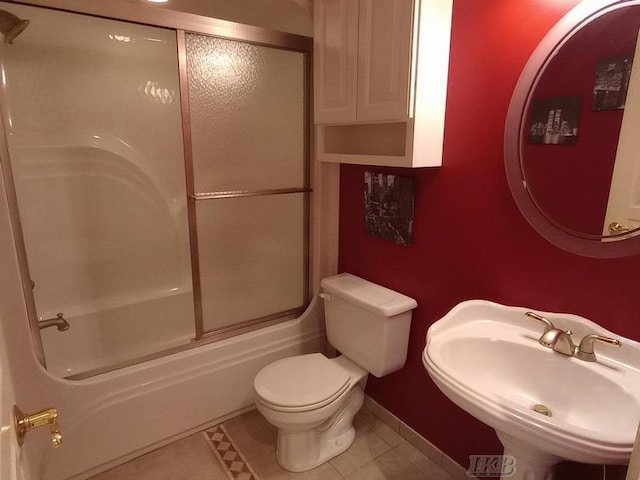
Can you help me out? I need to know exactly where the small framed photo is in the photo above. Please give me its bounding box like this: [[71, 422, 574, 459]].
[[364, 172, 416, 246], [528, 96, 582, 145], [592, 55, 633, 111]]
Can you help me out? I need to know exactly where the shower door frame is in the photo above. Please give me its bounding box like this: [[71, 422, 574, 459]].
[[0, 81, 46, 367], [3, 0, 313, 378], [176, 30, 312, 342], [8, 0, 313, 49]]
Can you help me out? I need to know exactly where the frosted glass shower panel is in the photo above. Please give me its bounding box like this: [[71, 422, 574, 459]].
[[196, 194, 306, 332], [186, 33, 305, 193], [1, 2, 194, 376]]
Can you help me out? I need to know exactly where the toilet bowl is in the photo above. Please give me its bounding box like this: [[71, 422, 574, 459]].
[[254, 353, 367, 472], [253, 273, 417, 472]]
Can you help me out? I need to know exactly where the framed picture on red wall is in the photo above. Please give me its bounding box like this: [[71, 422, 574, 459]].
[[592, 54, 633, 111], [364, 172, 415, 246], [527, 96, 582, 145]]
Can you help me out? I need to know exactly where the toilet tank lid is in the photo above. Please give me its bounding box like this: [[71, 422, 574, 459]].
[[320, 273, 417, 317]]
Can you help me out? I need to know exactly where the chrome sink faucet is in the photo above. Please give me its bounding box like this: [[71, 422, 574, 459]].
[[525, 312, 621, 361]]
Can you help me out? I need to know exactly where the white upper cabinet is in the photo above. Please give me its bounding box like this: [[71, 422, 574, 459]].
[[357, 0, 413, 122], [314, 0, 453, 167], [314, 0, 358, 123]]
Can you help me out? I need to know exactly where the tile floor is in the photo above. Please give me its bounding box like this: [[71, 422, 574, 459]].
[[90, 408, 456, 480]]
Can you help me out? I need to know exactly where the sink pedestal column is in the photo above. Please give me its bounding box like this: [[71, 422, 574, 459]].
[[497, 431, 560, 480]]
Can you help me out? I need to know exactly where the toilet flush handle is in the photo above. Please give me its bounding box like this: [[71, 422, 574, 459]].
[[319, 293, 331, 301]]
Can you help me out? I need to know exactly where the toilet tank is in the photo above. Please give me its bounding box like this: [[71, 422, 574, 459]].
[[320, 273, 417, 378]]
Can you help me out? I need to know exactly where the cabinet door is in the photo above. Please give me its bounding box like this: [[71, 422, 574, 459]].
[[314, 0, 359, 124], [357, 0, 413, 122]]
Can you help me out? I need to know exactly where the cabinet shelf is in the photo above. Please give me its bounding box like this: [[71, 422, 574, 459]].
[[318, 121, 413, 167]]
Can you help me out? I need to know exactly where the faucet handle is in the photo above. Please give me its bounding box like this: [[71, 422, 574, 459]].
[[576, 334, 621, 362], [525, 311, 555, 333]]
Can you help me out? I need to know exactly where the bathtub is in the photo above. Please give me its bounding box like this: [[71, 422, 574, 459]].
[[40, 289, 195, 378], [1, 154, 328, 480], [39, 297, 326, 480], [1, 140, 326, 479], [0, 4, 328, 476]]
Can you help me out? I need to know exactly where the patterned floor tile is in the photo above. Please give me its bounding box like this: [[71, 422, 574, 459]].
[[204, 424, 261, 480]]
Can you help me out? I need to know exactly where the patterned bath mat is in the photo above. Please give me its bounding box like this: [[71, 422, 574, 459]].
[[203, 424, 261, 480]]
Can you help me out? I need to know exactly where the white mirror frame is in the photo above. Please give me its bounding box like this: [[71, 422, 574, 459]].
[[505, 0, 640, 258]]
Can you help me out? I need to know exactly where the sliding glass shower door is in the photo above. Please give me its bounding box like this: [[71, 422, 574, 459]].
[[183, 33, 309, 337], [0, 2, 195, 377], [0, 2, 310, 378]]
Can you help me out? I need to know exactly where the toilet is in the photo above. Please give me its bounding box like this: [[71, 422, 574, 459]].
[[253, 273, 417, 472]]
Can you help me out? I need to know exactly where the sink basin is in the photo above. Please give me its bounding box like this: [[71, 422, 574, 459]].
[[423, 300, 640, 479]]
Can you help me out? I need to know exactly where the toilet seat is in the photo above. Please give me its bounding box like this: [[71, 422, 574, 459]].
[[254, 353, 352, 413]]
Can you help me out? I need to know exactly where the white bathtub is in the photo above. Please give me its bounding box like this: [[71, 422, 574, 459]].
[[0, 6, 331, 476], [0, 144, 334, 479], [40, 297, 325, 480], [40, 290, 195, 378], [2, 141, 326, 480], [1, 153, 329, 480]]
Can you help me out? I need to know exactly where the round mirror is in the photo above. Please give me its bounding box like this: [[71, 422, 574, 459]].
[[505, 0, 640, 257]]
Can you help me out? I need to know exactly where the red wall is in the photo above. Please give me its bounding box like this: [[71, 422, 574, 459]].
[[338, 1, 640, 478]]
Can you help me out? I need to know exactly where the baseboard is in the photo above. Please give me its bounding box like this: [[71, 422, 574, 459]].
[[364, 396, 477, 480]]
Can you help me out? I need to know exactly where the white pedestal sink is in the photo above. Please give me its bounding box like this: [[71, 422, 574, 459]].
[[423, 300, 640, 480]]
